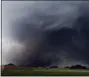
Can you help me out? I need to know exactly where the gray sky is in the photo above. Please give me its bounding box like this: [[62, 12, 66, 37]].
[[2, 1, 83, 38], [2, 1, 37, 64]]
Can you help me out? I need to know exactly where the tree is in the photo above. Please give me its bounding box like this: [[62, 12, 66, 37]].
[[5, 63, 15, 66], [70, 64, 87, 69]]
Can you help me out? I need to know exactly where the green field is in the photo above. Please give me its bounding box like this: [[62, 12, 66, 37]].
[[2, 68, 89, 76]]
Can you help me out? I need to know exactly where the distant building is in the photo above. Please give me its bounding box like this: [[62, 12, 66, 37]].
[[50, 66, 58, 68], [1, 65, 4, 71], [65, 66, 70, 69]]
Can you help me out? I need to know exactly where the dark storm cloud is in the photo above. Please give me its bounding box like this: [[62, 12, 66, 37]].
[[5, 1, 89, 67], [72, 3, 89, 64]]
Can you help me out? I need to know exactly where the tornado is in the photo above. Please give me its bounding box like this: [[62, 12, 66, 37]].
[[2, 1, 89, 67]]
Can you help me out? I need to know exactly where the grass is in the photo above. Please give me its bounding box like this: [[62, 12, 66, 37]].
[[1, 68, 89, 76]]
